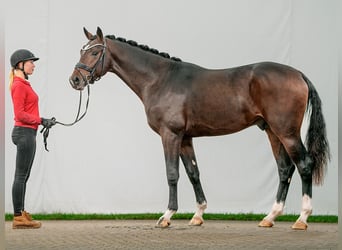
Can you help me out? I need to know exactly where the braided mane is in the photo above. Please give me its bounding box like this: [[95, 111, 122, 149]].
[[105, 35, 182, 62]]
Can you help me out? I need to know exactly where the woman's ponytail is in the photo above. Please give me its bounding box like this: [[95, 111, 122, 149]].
[[9, 68, 14, 90]]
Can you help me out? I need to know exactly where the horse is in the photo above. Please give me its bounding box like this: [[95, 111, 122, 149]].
[[69, 27, 330, 230]]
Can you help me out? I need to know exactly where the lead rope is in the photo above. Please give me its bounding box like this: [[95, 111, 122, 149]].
[[40, 85, 90, 151], [56, 84, 90, 126]]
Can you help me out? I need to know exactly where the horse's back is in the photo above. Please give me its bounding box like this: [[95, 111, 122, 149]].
[[148, 61, 308, 137]]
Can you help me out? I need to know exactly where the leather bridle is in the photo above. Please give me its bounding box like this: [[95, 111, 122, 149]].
[[74, 39, 107, 85], [57, 39, 107, 127], [42, 40, 107, 151]]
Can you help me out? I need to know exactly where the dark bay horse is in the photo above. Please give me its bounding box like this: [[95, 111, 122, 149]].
[[69, 27, 330, 230]]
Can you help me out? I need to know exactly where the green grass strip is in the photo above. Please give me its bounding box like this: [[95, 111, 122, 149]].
[[5, 213, 337, 223]]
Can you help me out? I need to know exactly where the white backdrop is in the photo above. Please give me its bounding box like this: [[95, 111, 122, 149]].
[[5, 0, 338, 215]]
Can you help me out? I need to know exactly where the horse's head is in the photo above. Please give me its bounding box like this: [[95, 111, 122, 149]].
[[69, 27, 107, 90]]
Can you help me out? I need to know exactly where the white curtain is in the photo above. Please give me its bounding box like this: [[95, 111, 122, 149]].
[[5, 0, 338, 214]]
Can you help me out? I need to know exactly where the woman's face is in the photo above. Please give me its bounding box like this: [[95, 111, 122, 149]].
[[17, 60, 35, 75], [23, 60, 35, 75]]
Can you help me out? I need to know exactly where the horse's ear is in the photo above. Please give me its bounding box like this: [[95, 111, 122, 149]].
[[96, 27, 104, 42], [83, 27, 93, 40]]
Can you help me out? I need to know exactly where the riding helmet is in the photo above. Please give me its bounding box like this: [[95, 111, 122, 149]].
[[10, 49, 39, 68]]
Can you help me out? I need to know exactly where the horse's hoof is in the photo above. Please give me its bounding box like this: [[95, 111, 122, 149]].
[[291, 220, 308, 230], [189, 216, 203, 226], [156, 218, 171, 228], [258, 219, 274, 227]]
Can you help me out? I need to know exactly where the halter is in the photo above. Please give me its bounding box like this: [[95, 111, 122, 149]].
[[74, 39, 107, 84]]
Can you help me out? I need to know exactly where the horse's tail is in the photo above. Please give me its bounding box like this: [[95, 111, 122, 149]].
[[302, 73, 330, 185]]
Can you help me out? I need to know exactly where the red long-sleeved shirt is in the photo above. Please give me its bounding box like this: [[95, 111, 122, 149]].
[[11, 76, 41, 130]]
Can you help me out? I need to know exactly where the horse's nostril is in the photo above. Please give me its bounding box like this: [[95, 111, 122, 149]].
[[69, 76, 79, 87], [73, 76, 80, 85], [71, 76, 80, 85]]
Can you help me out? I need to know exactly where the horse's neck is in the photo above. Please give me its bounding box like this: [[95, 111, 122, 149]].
[[107, 40, 169, 101]]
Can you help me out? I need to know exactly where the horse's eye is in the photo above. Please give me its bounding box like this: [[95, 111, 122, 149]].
[[92, 51, 99, 56]]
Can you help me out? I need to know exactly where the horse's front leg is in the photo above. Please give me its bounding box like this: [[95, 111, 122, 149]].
[[156, 130, 182, 228], [180, 136, 207, 226]]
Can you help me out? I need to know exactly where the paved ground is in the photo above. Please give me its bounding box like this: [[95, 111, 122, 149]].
[[5, 220, 338, 250]]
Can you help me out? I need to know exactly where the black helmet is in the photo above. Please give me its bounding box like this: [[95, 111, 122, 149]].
[[10, 49, 39, 68]]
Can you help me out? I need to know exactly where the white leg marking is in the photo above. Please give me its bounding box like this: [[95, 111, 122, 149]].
[[194, 201, 207, 218], [264, 201, 284, 224], [189, 202, 207, 226], [297, 194, 312, 224], [158, 209, 176, 223]]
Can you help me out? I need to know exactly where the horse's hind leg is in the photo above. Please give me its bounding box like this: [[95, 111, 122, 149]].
[[281, 136, 313, 230], [180, 136, 207, 226], [259, 129, 296, 227]]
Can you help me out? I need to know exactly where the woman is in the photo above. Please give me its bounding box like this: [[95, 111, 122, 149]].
[[9, 49, 56, 229]]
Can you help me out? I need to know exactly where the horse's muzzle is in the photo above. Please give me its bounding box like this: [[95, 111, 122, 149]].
[[69, 75, 85, 90]]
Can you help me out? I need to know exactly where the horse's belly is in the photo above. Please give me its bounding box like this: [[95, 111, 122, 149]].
[[185, 118, 252, 137]]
